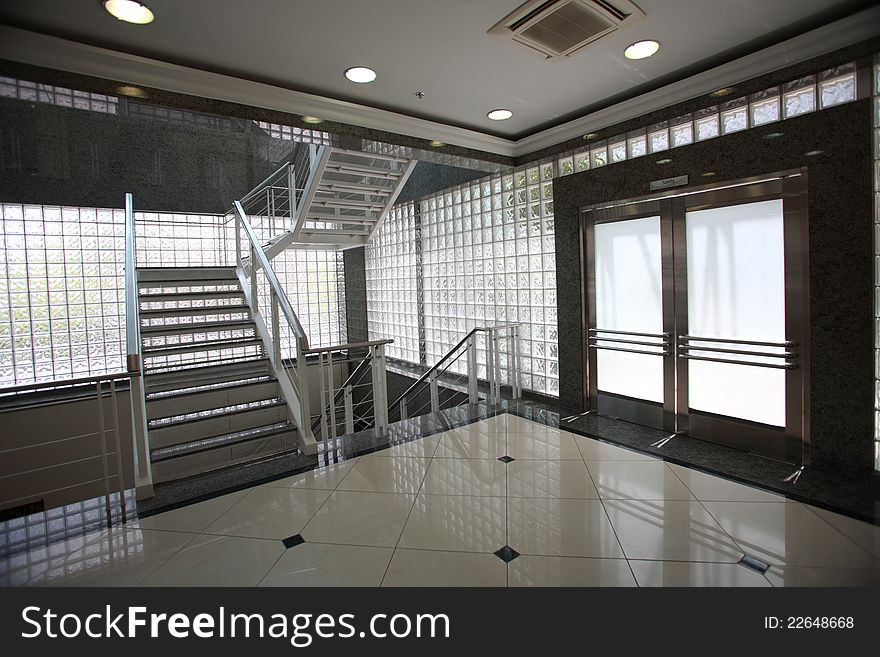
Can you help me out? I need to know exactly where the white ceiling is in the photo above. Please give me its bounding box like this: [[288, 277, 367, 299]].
[[0, 0, 872, 141]]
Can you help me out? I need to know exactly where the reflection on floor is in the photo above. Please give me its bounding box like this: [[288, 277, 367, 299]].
[[2, 413, 878, 587]]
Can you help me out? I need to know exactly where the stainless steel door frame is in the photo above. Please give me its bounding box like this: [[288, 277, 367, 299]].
[[582, 200, 676, 432], [673, 174, 809, 463]]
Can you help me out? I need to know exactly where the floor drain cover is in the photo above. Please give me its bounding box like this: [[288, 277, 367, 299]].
[[739, 554, 770, 573]]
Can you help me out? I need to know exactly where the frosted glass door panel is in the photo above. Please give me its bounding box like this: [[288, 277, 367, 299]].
[[594, 216, 664, 403], [686, 199, 786, 426]]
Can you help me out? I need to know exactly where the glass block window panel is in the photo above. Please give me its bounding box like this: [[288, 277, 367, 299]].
[[254, 121, 332, 146], [720, 99, 749, 134], [819, 65, 857, 109], [783, 76, 817, 118], [0, 204, 125, 386], [695, 108, 720, 141], [627, 132, 647, 159], [365, 202, 420, 364], [557, 156, 574, 176], [671, 117, 694, 147], [648, 124, 669, 153], [575, 151, 590, 172], [609, 139, 627, 163], [0, 77, 118, 114], [591, 143, 608, 168], [750, 89, 781, 126]]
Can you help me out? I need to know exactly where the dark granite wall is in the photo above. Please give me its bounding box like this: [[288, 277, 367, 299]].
[[343, 247, 369, 344], [0, 97, 307, 213], [553, 100, 874, 475]]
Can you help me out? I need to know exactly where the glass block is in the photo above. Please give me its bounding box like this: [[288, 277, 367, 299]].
[[720, 100, 748, 134], [647, 123, 669, 153], [819, 72, 856, 109], [695, 108, 720, 141], [627, 132, 647, 159], [610, 139, 627, 163], [783, 76, 816, 118], [750, 90, 780, 126], [591, 143, 608, 168]]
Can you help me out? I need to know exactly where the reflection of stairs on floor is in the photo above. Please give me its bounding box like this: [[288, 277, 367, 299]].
[[137, 266, 298, 483]]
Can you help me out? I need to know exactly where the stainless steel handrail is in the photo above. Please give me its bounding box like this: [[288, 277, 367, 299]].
[[233, 200, 308, 342], [590, 345, 670, 356], [589, 328, 669, 339], [589, 337, 668, 348], [0, 370, 140, 396], [678, 354, 796, 369], [390, 330, 476, 407], [679, 346, 795, 358], [679, 335, 794, 348], [303, 338, 394, 355]]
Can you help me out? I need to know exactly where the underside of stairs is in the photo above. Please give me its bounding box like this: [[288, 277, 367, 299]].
[[263, 146, 416, 254], [138, 266, 299, 483]]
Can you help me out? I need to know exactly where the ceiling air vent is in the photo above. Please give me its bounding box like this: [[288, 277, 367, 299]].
[[488, 0, 646, 60]]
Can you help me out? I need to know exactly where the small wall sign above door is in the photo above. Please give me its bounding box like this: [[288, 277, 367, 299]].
[[650, 175, 689, 191]]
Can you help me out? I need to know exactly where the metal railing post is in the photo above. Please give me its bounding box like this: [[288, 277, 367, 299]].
[[486, 328, 496, 405], [271, 293, 281, 366], [371, 344, 389, 431], [467, 333, 478, 404], [95, 381, 111, 524], [513, 325, 522, 399], [250, 246, 259, 316], [399, 397, 408, 421], [318, 352, 329, 451], [288, 163, 296, 232], [344, 385, 354, 434], [429, 370, 439, 412], [235, 214, 242, 269], [109, 379, 127, 522], [296, 337, 312, 443], [328, 351, 338, 443]]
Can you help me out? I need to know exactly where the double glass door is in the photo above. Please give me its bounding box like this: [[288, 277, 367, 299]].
[[583, 176, 807, 462]]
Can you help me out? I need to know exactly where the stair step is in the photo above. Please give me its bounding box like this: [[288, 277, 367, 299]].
[[317, 182, 393, 196], [146, 379, 279, 420], [137, 267, 237, 282], [141, 319, 257, 336], [149, 399, 288, 448], [144, 351, 267, 375], [145, 358, 271, 392], [150, 422, 298, 483], [329, 147, 410, 164], [150, 420, 296, 462], [140, 304, 252, 319], [311, 198, 385, 211], [323, 162, 402, 179], [142, 336, 263, 359], [139, 291, 244, 304]]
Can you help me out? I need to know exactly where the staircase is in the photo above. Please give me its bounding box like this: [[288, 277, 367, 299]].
[[261, 146, 416, 254], [137, 266, 298, 483]]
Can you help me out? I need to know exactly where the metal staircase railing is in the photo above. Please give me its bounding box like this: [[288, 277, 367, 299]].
[[389, 324, 522, 421]]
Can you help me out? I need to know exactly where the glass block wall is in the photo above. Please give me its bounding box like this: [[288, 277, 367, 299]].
[[365, 202, 420, 364], [422, 170, 558, 396], [0, 77, 118, 114], [874, 55, 880, 471], [0, 205, 346, 386]]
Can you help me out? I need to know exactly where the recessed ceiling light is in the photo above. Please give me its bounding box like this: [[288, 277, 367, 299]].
[[624, 40, 660, 60], [487, 109, 513, 121], [344, 67, 377, 83], [583, 132, 600, 140], [804, 149, 824, 157], [116, 85, 147, 98], [763, 132, 784, 140], [701, 171, 717, 177], [429, 140, 445, 147], [302, 116, 323, 124], [103, 0, 154, 24], [709, 86, 736, 98], [656, 158, 673, 165]]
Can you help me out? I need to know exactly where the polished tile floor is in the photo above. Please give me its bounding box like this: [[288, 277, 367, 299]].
[[2, 414, 878, 587]]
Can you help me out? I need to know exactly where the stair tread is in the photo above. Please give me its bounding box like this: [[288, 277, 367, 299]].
[[149, 397, 286, 429], [145, 358, 270, 385], [143, 335, 262, 354], [141, 319, 257, 334], [144, 353, 268, 374], [150, 421, 295, 462], [139, 291, 244, 303], [146, 375, 275, 400], [140, 304, 251, 317]]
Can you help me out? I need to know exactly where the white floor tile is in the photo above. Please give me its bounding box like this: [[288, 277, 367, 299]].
[[434, 432, 506, 459], [301, 491, 415, 547], [507, 497, 625, 558], [668, 464, 785, 503], [765, 565, 880, 587], [202, 486, 331, 540], [573, 436, 656, 461], [261, 459, 359, 490], [507, 459, 599, 499], [506, 432, 583, 460], [629, 560, 771, 587], [140, 534, 284, 586], [2, 527, 195, 587], [604, 498, 743, 563], [702, 501, 879, 569], [368, 435, 440, 458], [132, 490, 249, 533], [509, 555, 636, 587], [421, 458, 506, 496], [807, 506, 880, 560], [587, 461, 694, 500], [260, 542, 393, 587], [336, 456, 430, 494], [398, 494, 506, 553], [383, 548, 506, 587]]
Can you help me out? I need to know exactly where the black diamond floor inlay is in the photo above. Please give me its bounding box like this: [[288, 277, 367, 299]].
[[494, 545, 520, 562], [282, 534, 305, 549], [498, 455, 515, 463]]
